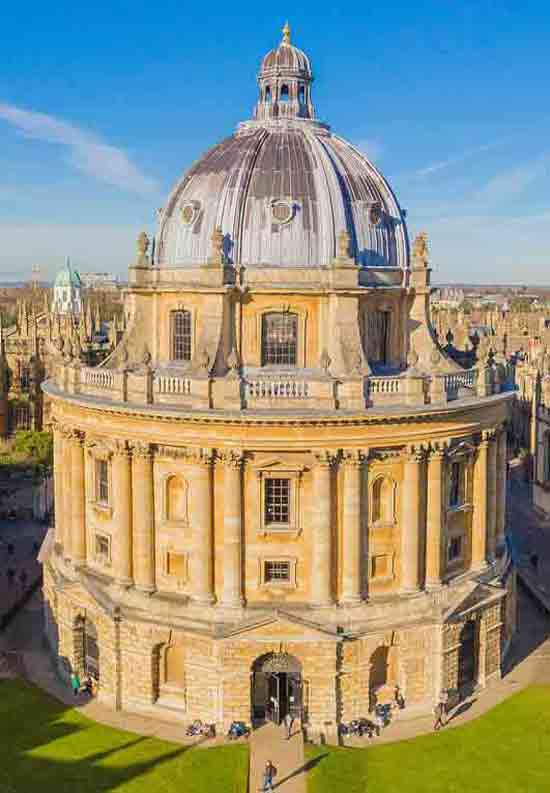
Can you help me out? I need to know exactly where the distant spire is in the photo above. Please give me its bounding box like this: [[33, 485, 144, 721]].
[[282, 21, 291, 45]]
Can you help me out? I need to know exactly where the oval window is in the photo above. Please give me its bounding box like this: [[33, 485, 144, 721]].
[[181, 202, 199, 225], [272, 200, 294, 225], [368, 203, 383, 226]]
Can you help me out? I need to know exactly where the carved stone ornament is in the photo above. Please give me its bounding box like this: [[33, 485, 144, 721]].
[[407, 348, 419, 368], [337, 229, 351, 259], [319, 349, 332, 374], [119, 344, 129, 365], [227, 348, 240, 371], [131, 441, 153, 459], [313, 449, 337, 467], [221, 448, 245, 468], [430, 349, 442, 369], [259, 652, 301, 674], [137, 231, 150, 256], [412, 231, 429, 266], [196, 348, 210, 373], [142, 347, 152, 367]]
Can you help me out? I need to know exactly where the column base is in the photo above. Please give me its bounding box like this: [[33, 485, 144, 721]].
[[135, 585, 156, 596], [425, 580, 443, 592], [115, 577, 134, 589], [338, 596, 363, 607], [192, 594, 216, 605], [219, 596, 245, 609]]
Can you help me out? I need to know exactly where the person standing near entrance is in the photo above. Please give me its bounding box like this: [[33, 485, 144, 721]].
[[262, 760, 277, 791], [284, 711, 294, 739], [433, 692, 448, 731]]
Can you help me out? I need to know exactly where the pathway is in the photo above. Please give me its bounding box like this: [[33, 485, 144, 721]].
[[249, 721, 306, 793]]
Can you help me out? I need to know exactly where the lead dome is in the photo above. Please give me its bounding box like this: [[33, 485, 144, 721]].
[[156, 25, 408, 279]]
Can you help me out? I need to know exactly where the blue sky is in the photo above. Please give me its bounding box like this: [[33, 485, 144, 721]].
[[1, 0, 549, 283]]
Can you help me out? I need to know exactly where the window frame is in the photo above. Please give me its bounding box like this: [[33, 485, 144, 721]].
[[261, 311, 299, 367], [259, 556, 297, 590], [170, 309, 193, 363], [96, 458, 110, 505], [447, 534, 464, 564], [94, 532, 111, 567]]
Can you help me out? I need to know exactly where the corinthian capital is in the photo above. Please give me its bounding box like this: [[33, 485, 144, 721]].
[[221, 448, 245, 468], [131, 441, 153, 459], [313, 449, 337, 468], [341, 449, 367, 467]]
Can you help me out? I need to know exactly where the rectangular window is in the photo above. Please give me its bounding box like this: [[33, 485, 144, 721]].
[[449, 462, 461, 507], [262, 313, 298, 366], [95, 534, 110, 564], [448, 535, 463, 562], [96, 459, 109, 504], [265, 478, 290, 524], [172, 310, 192, 361], [264, 560, 291, 583]]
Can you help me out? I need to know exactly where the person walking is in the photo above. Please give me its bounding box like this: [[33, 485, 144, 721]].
[[262, 760, 277, 792], [284, 711, 294, 739], [70, 671, 81, 697], [433, 697, 447, 731]]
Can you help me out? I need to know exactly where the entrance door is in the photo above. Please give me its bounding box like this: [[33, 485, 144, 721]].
[[287, 673, 302, 719], [268, 673, 281, 724], [458, 620, 477, 690]]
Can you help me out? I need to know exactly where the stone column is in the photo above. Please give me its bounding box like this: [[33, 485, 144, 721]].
[[70, 431, 86, 566], [425, 446, 444, 589], [496, 428, 507, 553], [62, 428, 73, 559], [340, 450, 364, 606], [471, 437, 489, 570], [112, 442, 133, 586], [188, 448, 215, 604], [400, 448, 424, 593], [52, 426, 64, 550], [487, 434, 498, 561], [131, 442, 155, 593], [311, 451, 334, 607], [221, 449, 244, 608]]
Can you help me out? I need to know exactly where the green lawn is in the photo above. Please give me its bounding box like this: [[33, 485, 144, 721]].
[[306, 686, 550, 793], [0, 679, 248, 793]]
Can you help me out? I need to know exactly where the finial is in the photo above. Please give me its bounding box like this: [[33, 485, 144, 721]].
[[282, 21, 291, 45], [137, 231, 150, 256], [412, 232, 429, 267]]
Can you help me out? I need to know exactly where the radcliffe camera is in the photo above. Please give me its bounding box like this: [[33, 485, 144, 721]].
[[0, 10, 548, 793]]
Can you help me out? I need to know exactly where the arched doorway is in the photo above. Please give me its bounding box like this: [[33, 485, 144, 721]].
[[251, 652, 302, 725], [457, 620, 477, 691], [77, 617, 99, 680]]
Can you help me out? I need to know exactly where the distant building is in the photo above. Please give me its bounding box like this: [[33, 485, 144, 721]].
[[51, 259, 82, 316], [79, 272, 120, 291]]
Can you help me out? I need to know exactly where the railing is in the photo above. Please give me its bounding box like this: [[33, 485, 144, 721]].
[[246, 379, 309, 399], [154, 375, 192, 396], [444, 369, 477, 399], [368, 376, 401, 395], [82, 368, 114, 389]]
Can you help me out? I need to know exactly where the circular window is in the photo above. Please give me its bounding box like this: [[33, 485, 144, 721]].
[[368, 203, 383, 226], [181, 202, 199, 225], [272, 200, 294, 225]]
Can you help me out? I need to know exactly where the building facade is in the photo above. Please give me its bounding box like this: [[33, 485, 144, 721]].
[[42, 28, 516, 740]]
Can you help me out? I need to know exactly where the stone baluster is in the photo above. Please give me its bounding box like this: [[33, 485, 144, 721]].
[[112, 441, 133, 586], [340, 450, 364, 606], [70, 431, 86, 566], [471, 436, 489, 570], [400, 447, 424, 593], [221, 449, 244, 608], [131, 442, 156, 593], [496, 428, 507, 553], [52, 425, 64, 550], [425, 445, 444, 589], [487, 433, 498, 561], [188, 448, 215, 604], [311, 451, 335, 607]]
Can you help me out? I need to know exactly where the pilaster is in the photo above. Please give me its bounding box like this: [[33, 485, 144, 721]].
[[220, 449, 245, 608], [131, 442, 156, 593], [339, 450, 364, 606], [400, 446, 425, 593], [112, 441, 133, 586], [311, 450, 335, 607], [471, 437, 489, 570], [70, 431, 86, 566], [188, 448, 216, 605], [425, 445, 444, 589]]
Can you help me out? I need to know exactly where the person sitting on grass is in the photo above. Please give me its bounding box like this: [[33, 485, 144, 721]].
[[70, 671, 81, 697]]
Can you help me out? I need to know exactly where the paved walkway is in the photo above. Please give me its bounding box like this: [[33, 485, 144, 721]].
[[249, 721, 305, 793], [0, 518, 47, 627]]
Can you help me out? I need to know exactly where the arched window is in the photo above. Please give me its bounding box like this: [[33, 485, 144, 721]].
[[262, 312, 298, 366], [20, 366, 30, 391], [171, 310, 192, 361], [280, 84, 289, 102], [449, 461, 462, 507], [166, 475, 188, 524], [298, 85, 305, 104], [265, 86, 271, 103], [371, 476, 395, 525], [164, 645, 185, 688]]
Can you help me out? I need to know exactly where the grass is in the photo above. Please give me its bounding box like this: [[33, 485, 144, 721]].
[[305, 686, 550, 793], [0, 678, 248, 793]]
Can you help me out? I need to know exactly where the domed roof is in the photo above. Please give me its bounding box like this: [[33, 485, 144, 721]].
[[155, 28, 409, 276], [54, 258, 81, 288], [260, 22, 312, 79]]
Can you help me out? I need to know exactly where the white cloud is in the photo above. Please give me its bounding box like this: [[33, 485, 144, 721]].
[[475, 155, 550, 202], [0, 103, 158, 195], [354, 139, 384, 163], [414, 140, 506, 178]]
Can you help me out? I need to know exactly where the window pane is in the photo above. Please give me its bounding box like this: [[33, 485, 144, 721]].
[[449, 462, 461, 507], [262, 313, 297, 366], [97, 460, 109, 503], [172, 311, 192, 361], [265, 560, 290, 582], [265, 478, 290, 524]]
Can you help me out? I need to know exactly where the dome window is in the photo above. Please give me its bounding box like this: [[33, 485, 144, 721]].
[[368, 202, 383, 226], [181, 201, 200, 226], [280, 84, 290, 102], [271, 199, 294, 225]]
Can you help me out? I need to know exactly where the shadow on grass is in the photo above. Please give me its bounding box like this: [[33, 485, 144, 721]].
[[0, 678, 246, 793], [272, 752, 329, 790]]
